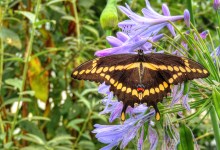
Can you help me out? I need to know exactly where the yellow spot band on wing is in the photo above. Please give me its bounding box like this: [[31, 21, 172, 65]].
[[203, 69, 208, 74], [143, 89, 149, 97], [159, 84, 164, 91], [132, 89, 138, 97], [117, 83, 123, 90], [150, 88, 155, 94], [122, 87, 126, 92], [143, 63, 158, 70], [103, 67, 109, 72], [110, 78, 115, 84], [96, 67, 103, 73], [73, 71, 78, 76], [79, 70, 85, 74], [126, 88, 131, 93]]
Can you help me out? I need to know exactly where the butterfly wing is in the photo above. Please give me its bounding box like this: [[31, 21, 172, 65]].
[[72, 53, 209, 121], [72, 54, 138, 83], [72, 54, 146, 121], [139, 53, 209, 120]]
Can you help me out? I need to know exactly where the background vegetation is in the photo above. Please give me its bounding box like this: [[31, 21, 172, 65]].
[[0, 0, 219, 149]]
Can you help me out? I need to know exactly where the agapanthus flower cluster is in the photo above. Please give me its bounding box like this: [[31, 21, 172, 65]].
[[93, 1, 191, 149]]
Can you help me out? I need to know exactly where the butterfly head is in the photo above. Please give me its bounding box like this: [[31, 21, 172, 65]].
[[137, 49, 144, 55]]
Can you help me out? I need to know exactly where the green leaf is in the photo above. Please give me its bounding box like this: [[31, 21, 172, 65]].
[[82, 25, 99, 39], [46, 0, 71, 6], [0, 27, 22, 49], [5, 78, 22, 91], [61, 15, 75, 21], [1, 97, 32, 109], [177, 124, 194, 150], [34, 19, 56, 27], [28, 57, 49, 102], [20, 146, 44, 150], [78, 140, 95, 150], [19, 116, 50, 123], [3, 142, 13, 149], [20, 134, 45, 145], [18, 90, 35, 96], [16, 11, 36, 23], [67, 118, 85, 131], [19, 121, 46, 141], [212, 87, 220, 120], [47, 135, 74, 146]]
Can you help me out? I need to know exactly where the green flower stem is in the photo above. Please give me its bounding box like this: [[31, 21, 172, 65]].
[[186, 0, 195, 25], [9, 0, 41, 141], [0, 113, 5, 144], [0, 0, 9, 91], [216, 11, 220, 41], [72, 1, 80, 44], [0, 1, 9, 145], [0, 8, 4, 92], [106, 29, 112, 48], [210, 106, 220, 150], [73, 111, 92, 149], [208, 31, 220, 78]]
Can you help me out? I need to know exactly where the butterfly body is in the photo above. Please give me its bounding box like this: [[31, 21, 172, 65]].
[[72, 50, 209, 121]]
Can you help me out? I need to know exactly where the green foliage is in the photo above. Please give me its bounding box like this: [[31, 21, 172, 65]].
[[0, 0, 219, 149], [177, 124, 194, 150]]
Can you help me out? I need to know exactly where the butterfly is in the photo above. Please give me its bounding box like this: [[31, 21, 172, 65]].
[[71, 50, 209, 121]]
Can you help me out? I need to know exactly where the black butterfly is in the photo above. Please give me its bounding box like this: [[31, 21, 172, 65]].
[[71, 50, 209, 121]]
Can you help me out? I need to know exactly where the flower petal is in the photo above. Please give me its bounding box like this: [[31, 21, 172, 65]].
[[148, 126, 158, 150], [116, 32, 129, 42], [182, 94, 190, 111], [184, 9, 190, 27], [106, 36, 123, 47], [109, 102, 123, 122], [138, 126, 145, 150]]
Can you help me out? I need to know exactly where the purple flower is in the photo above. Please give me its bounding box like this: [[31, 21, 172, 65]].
[[138, 126, 144, 150], [184, 9, 190, 27], [148, 125, 158, 150], [95, 32, 163, 57], [163, 120, 179, 149], [181, 30, 208, 51], [182, 94, 190, 111], [93, 110, 155, 150], [213, 0, 220, 10], [162, 4, 176, 36], [98, 83, 123, 122], [93, 1, 195, 150], [211, 46, 220, 63], [118, 1, 185, 36]]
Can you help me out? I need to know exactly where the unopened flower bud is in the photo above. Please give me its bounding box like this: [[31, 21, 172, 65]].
[[100, 0, 118, 30]]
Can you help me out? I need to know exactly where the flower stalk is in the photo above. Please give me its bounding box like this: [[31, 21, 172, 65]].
[[186, 0, 195, 25], [0, 1, 9, 145], [72, 0, 80, 45], [210, 106, 220, 150], [9, 0, 42, 142]]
